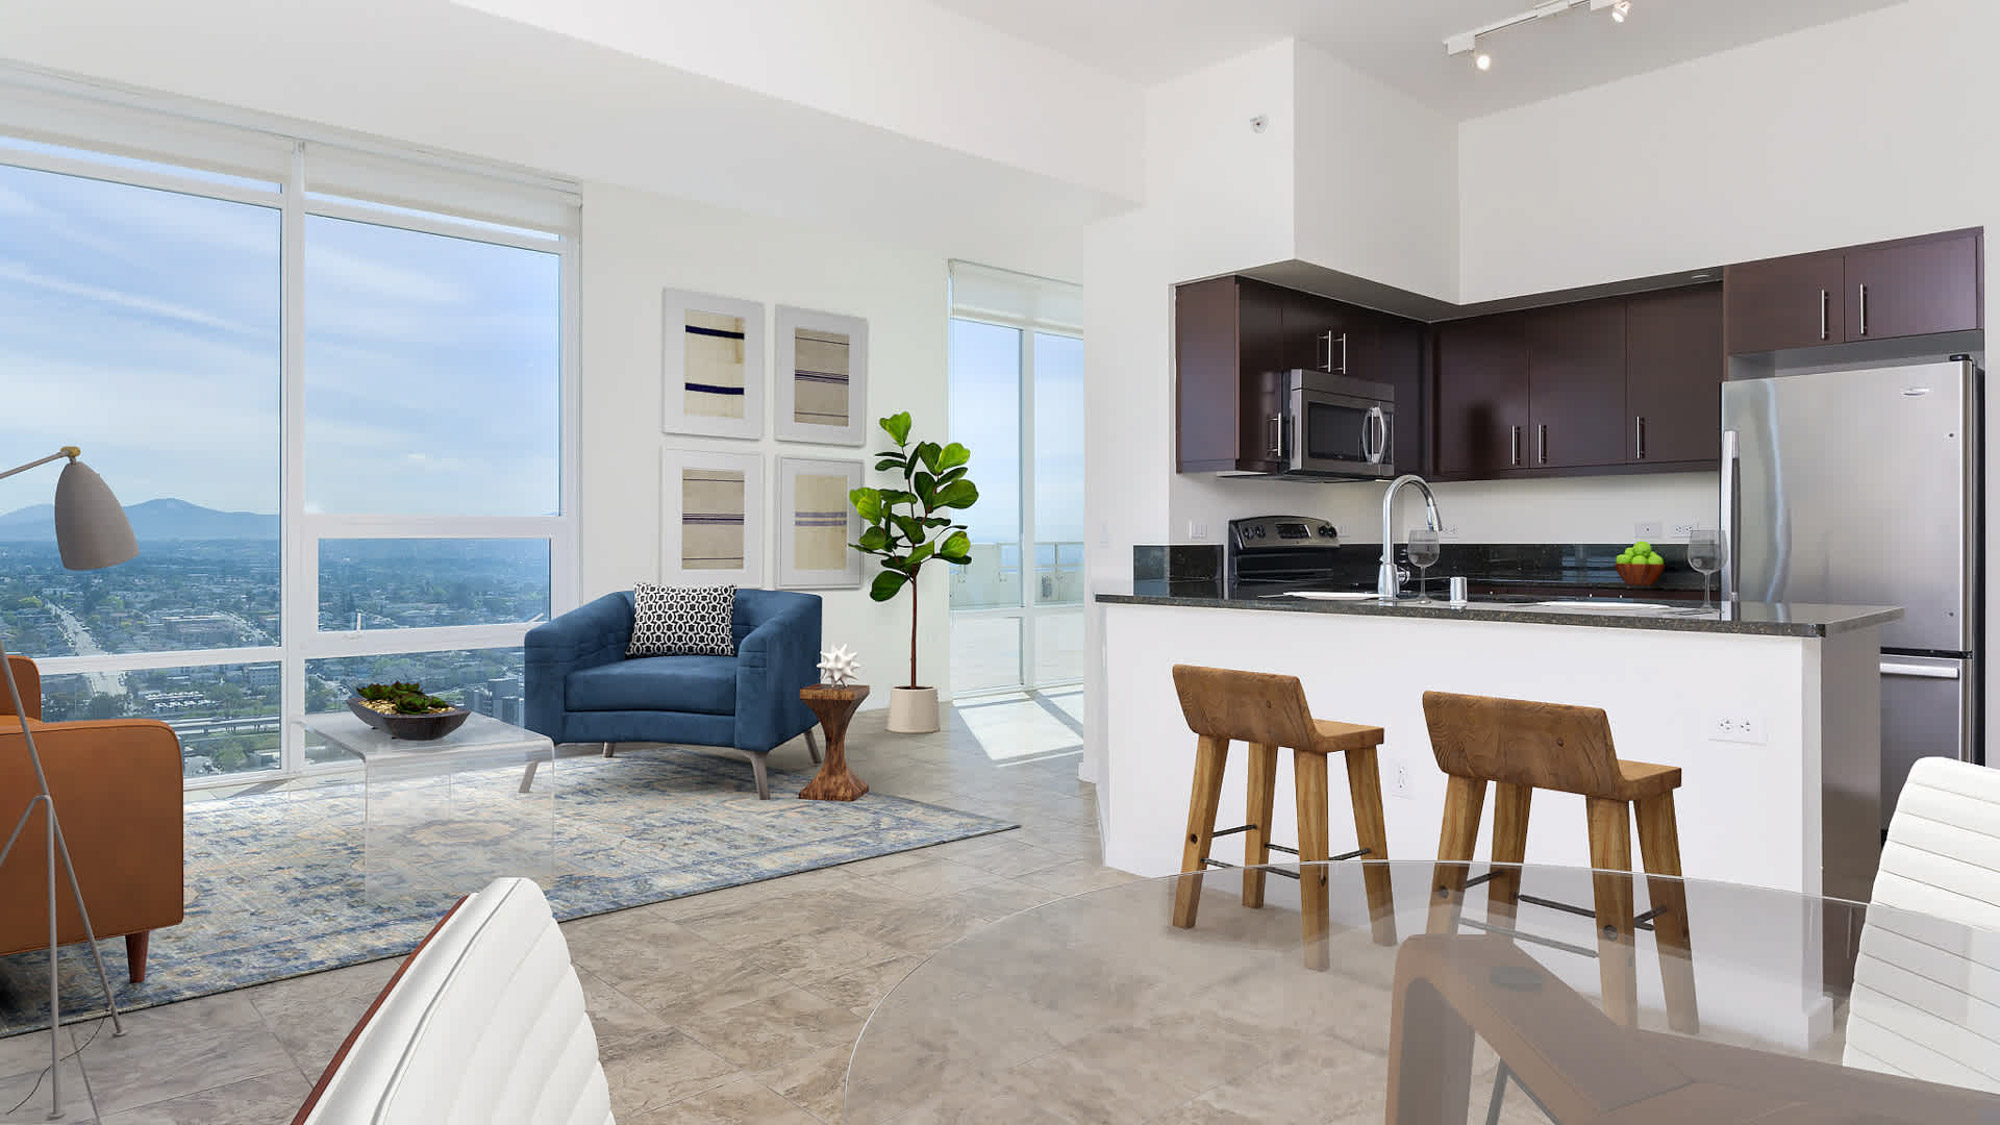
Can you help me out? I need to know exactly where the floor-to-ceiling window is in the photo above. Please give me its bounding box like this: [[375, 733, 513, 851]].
[[946, 262, 1083, 697], [0, 79, 578, 783]]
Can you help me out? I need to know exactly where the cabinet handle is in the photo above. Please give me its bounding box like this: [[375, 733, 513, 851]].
[[1635, 416, 1647, 460], [1269, 414, 1284, 458], [1818, 289, 1829, 341], [1510, 425, 1521, 467], [1538, 424, 1549, 465], [1338, 332, 1349, 374], [1317, 331, 1335, 373], [1858, 283, 1869, 336]]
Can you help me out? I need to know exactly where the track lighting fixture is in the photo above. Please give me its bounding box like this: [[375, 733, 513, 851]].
[[1444, 0, 1634, 70]]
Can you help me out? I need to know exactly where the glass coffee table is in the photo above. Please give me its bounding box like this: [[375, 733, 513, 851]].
[[304, 710, 556, 899], [846, 860, 2000, 1123]]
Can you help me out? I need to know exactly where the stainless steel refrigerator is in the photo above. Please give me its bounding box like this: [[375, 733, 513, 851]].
[[1722, 358, 1983, 830]]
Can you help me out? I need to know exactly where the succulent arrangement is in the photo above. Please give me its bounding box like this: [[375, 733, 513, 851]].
[[355, 681, 456, 715]]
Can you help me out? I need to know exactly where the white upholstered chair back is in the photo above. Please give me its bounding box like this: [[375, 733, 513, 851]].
[[1844, 756, 2000, 1091], [296, 877, 614, 1125]]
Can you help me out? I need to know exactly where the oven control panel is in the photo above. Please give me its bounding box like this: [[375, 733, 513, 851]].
[[1229, 515, 1337, 550]]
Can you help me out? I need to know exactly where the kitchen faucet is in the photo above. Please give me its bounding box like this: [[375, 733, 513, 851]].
[[1378, 474, 1441, 600]]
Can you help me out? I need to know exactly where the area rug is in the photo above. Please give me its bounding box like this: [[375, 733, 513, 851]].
[[0, 746, 1014, 1035]]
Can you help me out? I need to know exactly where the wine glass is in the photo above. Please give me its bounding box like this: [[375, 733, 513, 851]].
[[1687, 529, 1725, 615], [1408, 529, 1441, 603]]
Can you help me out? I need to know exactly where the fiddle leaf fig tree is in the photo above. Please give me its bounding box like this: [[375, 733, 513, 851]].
[[850, 411, 978, 689]]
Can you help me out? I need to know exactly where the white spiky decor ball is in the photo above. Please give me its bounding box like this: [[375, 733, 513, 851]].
[[817, 644, 861, 688]]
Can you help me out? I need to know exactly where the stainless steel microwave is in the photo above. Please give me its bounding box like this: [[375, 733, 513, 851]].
[[1283, 370, 1396, 479]]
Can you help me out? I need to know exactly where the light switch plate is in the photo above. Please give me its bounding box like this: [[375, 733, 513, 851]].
[[1187, 521, 1210, 542]]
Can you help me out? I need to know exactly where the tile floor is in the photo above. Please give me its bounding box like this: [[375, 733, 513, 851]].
[[0, 692, 1117, 1124]]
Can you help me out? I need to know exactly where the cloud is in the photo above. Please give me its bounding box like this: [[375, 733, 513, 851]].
[[0, 259, 256, 334]]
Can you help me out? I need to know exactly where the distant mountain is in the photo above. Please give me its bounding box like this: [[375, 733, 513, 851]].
[[0, 498, 277, 541]]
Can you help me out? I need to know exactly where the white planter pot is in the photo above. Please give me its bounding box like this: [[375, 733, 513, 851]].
[[886, 686, 940, 734]]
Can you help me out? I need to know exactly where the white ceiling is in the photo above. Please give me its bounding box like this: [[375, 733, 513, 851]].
[[927, 0, 1909, 118]]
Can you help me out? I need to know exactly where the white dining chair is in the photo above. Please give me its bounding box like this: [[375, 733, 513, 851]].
[[1845, 756, 2000, 1091]]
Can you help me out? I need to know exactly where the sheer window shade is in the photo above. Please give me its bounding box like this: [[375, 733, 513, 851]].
[[949, 261, 1082, 334], [0, 67, 579, 235]]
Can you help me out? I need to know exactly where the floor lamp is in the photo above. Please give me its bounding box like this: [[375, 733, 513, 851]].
[[0, 447, 137, 1120]]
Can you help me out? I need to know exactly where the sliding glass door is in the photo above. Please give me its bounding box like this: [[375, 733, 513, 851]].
[[946, 263, 1083, 697]]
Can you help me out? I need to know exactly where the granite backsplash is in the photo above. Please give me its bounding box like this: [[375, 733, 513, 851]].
[[1131, 542, 1708, 598]]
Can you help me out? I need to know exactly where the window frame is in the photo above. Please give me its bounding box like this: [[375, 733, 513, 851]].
[[2, 126, 581, 787]]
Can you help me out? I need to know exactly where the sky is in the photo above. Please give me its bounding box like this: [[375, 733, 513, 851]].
[[0, 157, 561, 519], [948, 318, 1085, 546]]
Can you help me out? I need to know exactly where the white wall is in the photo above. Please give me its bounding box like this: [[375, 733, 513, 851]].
[[1080, 40, 1299, 782], [1459, 0, 1996, 300], [581, 183, 953, 706], [1293, 41, 1459, 304], [1308, 471, 1720, 546], [1457, 0, 2000, 725]]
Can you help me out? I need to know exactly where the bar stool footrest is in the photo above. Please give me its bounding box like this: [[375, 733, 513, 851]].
[[1517, 893, 1660, 933], [1200, 857, 1300, 880]]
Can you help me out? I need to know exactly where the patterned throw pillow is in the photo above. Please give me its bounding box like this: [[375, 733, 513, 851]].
[[628, 583, 737, 657]]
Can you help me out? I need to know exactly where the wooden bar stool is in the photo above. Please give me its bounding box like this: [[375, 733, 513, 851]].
[[1421, 690, 1698, 1033], [1170, 664, 1395, 969]]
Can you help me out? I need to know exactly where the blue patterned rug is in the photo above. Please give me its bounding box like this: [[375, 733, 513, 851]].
[[0, 747, 1013, 1035]]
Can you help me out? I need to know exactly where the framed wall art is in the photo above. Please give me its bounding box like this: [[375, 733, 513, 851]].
[[773, 305, 868, 446], [662, 288, 765, 440], [777, 457, 863, 589], [660, 447, 765, 586]]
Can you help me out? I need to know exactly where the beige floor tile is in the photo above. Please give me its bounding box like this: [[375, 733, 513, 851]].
[[628, 1075, 823, 1124], [96, 1070, 308, 1125], [678, 986, 866, 1071], [600, 1029, 743, 1118], [68, 994, 296, 1116], [786, 953, 926, 1014], [247, 986, 376, 1079], [0, 1056, 93, 1124], [748, 924, 911, 982], [754, 1042, 851, 1122]]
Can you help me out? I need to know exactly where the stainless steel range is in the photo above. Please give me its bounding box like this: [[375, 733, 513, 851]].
[[1225, 515, 1364, 597]]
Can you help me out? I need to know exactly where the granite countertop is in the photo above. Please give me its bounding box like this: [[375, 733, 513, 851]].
[[1094, 590, 1903, 638]]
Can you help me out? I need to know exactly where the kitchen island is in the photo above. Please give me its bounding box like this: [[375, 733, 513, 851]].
[[1095, 591, 1900, 900]]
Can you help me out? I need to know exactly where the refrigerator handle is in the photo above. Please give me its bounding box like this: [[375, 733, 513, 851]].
[[1720, 429, 1739, 601]]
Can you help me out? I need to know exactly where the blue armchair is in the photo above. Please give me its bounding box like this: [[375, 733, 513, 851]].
[[524, 589, 824, 799]]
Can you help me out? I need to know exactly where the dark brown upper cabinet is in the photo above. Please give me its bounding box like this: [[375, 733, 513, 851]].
[[1526, 299, 1627, 470], [1435, 286, 1724, 482], [1347, 309, 1429, 478], [1280, 288, 1356, 376], [1723, 249, 1844, 353], [1845, 230, 1983, 341], [1176, 278, 1428, 475], [1433, 314, 1529, 480], [1725, 228, 1981, 354], [1174, 276, 1288, 473], [1626, 284, 1724, 467]]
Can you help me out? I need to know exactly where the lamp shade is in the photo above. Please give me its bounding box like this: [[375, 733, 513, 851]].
[[53, 460, 137, 571]]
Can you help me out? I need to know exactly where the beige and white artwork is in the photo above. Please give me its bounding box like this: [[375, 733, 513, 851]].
[[680, 467, 746, 570], [791, 327, 851, 427], [682, 309, 747, 420], [792, 471, 852, 572]]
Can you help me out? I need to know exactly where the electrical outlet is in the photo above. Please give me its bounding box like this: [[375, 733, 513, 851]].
[[1096, 520, 1110, 547], [1634, 521, 1662, 540], [1391, 759, 1414, 799], [1706, 711, 1767, 745], [1437, 524, 1462, 541], [1187, 520, 1210, 542], [1671, 523, 1698, 538]]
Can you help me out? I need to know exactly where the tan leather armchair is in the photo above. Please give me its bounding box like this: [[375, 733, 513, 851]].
[[0, 655, 184, 982]]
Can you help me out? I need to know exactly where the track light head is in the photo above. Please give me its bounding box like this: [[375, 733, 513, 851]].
[[1612, 0, 1631, 22], [1475, 51, 1493, 70]]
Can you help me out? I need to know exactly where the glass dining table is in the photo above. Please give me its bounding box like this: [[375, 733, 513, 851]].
[[844, 860, 2000, 1123]]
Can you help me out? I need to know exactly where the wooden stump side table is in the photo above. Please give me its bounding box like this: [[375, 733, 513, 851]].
[[799, 684, 870, 801]]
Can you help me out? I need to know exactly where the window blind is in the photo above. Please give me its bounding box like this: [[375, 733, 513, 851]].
[[949, 260, 1083, 334]]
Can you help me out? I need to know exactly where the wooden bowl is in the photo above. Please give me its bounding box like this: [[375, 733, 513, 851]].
[[1616, 563, 1665, 588], [347, 696, 471, 741]]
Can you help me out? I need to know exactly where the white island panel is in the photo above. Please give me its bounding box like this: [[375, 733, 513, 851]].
[[1101, 602, 1882, 898]]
